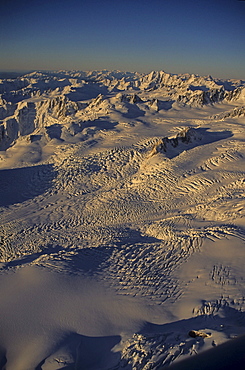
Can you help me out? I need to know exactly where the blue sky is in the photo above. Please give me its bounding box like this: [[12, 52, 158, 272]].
[[0, 0, 245, 79]]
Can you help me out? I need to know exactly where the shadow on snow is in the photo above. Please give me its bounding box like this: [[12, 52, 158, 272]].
[[0, 164, 57, 207]]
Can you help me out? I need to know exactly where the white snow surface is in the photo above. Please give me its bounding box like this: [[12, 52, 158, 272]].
[[0, 69, 245, 369]]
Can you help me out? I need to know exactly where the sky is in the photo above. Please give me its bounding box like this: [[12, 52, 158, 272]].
[[0, 0, 245, 79]]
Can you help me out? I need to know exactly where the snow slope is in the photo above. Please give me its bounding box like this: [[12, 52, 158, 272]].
[[0, 70, 245, 369]]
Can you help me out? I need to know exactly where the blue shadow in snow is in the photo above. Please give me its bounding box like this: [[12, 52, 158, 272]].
[[0, 164, 57, 207], [65, 83, 109, 101]]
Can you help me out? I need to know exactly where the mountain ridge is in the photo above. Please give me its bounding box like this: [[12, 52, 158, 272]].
[[0, 70, 244, 151]]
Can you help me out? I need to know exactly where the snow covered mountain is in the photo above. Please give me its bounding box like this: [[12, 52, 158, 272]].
[[0, 70, 245, 370], [0, 70, 244, 151]]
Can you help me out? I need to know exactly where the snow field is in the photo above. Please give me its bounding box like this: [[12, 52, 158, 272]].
[[0, 70, 245, 369]]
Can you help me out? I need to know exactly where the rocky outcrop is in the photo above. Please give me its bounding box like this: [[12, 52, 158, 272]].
[[0, 97, 16, 120], [17, 102, 37, 135], [225, 86, 245, 102], [149, 127, 202, 157], [0, 95, 80, 149], [177, 86, 225, 106], [116, 93, 143, 104], [211, 106, 245, 120], [0, 70, 244, 150], [36, 95, 79, 120], [0, 117, 19, 149]]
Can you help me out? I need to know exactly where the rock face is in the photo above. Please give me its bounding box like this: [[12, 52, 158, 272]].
[[177, 86, 226, 106], [188, 330, 211, 338], [211, 106, 245, 120], [0, 95, 80, 149], [149, 127, 202, 158], [116, 93, 143, 104], [0, 69, 244, 150], [17, 102, 37, 135]]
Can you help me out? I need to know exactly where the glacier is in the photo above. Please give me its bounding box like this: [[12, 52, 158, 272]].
[[0, 70, 245, 370]]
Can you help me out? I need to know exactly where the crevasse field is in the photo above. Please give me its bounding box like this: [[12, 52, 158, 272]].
[[0, 70, 245, 370]]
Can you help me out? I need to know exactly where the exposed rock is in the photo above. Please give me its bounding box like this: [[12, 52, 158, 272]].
[[176, 127, 201, 143], [148, 98, 161, 111], [0, 95, 81, 149], [116, 93, 143, 104], [188, 330, 211, 338], [211, 106, 245, 120], [5, 117, 19, 141], [149, 127, 202, 158], [87, 93, 104, 108], [0, 98, 16, 120], [177, 87, 225, 106], [17, 102, 37, 135], [225, 86, 245, 102], [0, 70, 244, 150]]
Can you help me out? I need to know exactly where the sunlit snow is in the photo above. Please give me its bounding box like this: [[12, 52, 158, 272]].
[[0, 70, 245, 369]]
